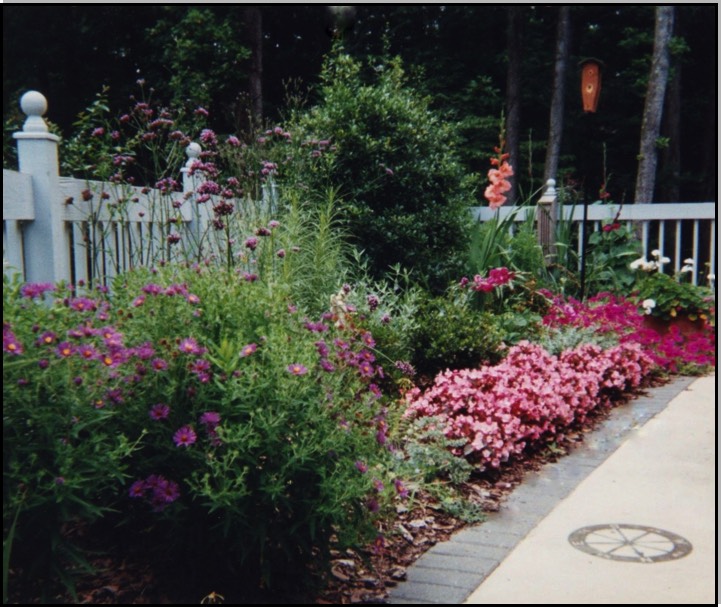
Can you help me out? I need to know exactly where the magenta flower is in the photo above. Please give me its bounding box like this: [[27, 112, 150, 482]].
[[173, 425, 197, 448], [76, 345, 99, 360], [149, 403, 170, 421], [245, 237, 259, 251], [286, 363, 308, 376], [3, 335, 23, 355], [69, 297, 97, 312], [151, 358, 168, 372], [20, 283, 55, 299], [355, 460, 368, 473], [129, 480, 146, 498], [179, 337, 202, 355], [157, 479, 180, 503], [38, 331, 57, 345], [199, 411, 221, 428], [240, 343, 257, 358], [56, 342, 74, 358]]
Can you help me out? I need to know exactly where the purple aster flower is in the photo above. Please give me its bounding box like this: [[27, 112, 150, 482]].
[[373, 478, 385, 493], [56, 342, 74, 358], [173, 425, 197, 448], [366, 498, 380, 513], [76, 345, 99, 360], [227, 135, 241, 147], [240, 343, 257, 358], [129, 480, 146, 498], [319, 359, 336, 373], [355, 460, 368, 474], [3, 330, 23, 355], [286, 363, 308, 376], [178, 337, 202, 355], [38, 359, 50, 369], [134, 342, 155, 360], [199, 411, 221, 428], [132, 295, 146, 307], [141, 283, 163, 296], [151, 358, 168, 372], [244, 237, 259, 251], [157, 479, 180, 503], [69, 297, 97, 312], [38, 331, 57, 345], [20, 282, 55, 299], [394, 479, 409, 499], [369, 384, 383, 399], [149, 403, 170, 421], [358, 361, 375, 378], [315, 340, 330, 358]]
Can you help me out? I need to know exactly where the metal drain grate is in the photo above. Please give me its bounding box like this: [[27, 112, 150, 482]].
[[568, 524, 692, 563]]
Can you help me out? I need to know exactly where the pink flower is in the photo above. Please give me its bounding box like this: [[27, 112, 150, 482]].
[[240, 343, 257, 357], [149, 403, 170, 421], [173, 425, 197, 448], [286, 363, 308, 376], [178, 337, 203, 355]]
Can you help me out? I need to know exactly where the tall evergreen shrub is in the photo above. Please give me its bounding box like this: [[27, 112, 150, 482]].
[[289, 49, 473, 291]]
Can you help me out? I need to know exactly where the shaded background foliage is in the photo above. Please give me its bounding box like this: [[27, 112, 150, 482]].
[[3, 5, 716, 201]]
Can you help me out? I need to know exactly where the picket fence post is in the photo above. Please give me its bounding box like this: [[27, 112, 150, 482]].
[[12, 91, 69, 285], [536, 178, 557, 261]]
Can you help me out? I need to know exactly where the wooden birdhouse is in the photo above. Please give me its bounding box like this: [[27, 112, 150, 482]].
[[580, 59, 603, 113]]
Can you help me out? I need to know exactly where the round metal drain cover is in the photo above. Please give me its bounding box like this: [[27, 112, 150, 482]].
[[568, 524, 692, 563]]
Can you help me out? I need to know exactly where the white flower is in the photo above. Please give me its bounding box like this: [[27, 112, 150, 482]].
[[658, 256, 671, 266], [629, 257, 648, 271], [641, 298, 656, 314], [680, 265, 694, 274], [651, 249, 661, 258], [683, 258, 695, 266]]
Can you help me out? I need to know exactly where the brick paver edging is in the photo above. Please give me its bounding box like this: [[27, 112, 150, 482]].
[[385, 376, 697, 604]]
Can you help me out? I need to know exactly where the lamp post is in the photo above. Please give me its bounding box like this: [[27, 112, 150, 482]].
[[578, 59, 603, 299]]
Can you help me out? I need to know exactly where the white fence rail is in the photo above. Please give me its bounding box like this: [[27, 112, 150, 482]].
[[473, 183, 716, 288], [2, 91, 718, 290]]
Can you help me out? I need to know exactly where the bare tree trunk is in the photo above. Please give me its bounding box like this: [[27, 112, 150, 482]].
[[659, 60, 681, 202], [505, 7, 522, 205], [246, 6, 263, 129], [634, 6, 674, 204], [543, 6, 571, 186]]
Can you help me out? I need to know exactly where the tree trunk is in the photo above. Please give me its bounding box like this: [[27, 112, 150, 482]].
[[543, 6, 571, 186], [658, 59, 681, 202], [246, 6, 263, 129], [634, 6, 674, 204], [505, 7, 523, 205]]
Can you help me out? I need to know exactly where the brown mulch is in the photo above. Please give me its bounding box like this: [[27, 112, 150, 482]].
[[8, 379, 668, 605]]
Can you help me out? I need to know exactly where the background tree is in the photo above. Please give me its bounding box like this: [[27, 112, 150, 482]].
[[543, 6, 571, 186], [504, 7, 523, 204], [634, 6, 674, 204]]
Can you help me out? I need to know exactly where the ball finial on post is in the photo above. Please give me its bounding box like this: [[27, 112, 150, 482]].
[[20, 91, 50, 133]]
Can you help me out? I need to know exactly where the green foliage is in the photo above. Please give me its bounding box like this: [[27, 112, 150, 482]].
[[538, 324, 620, 356], [633, 270, 715, 322], [409, 291, 504, 377], [289, 48, 474, 291], [584, 219, 643, 296], [3, 261, 400, 593]]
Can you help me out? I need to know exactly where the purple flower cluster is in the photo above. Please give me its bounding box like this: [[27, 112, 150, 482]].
[[129, 474, 180, 511]]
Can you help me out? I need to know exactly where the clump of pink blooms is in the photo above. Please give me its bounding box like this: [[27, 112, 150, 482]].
[[541, 292, 715, 372], [404, 340, 654, 471], [484, 147, 514, 210]]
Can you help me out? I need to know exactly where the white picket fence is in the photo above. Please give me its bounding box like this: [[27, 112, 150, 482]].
[[2, 91, 718, 289], [474, 184, 716, 288]]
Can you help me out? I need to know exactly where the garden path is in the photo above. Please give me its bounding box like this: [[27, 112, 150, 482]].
[[387, 374, 716, 605]]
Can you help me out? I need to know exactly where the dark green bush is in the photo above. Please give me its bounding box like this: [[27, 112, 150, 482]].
[[288, 49, 474, 292], [410, 292, 504, 378]]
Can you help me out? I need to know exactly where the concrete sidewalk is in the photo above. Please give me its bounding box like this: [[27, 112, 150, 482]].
[[387, 374, 716, 605]]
